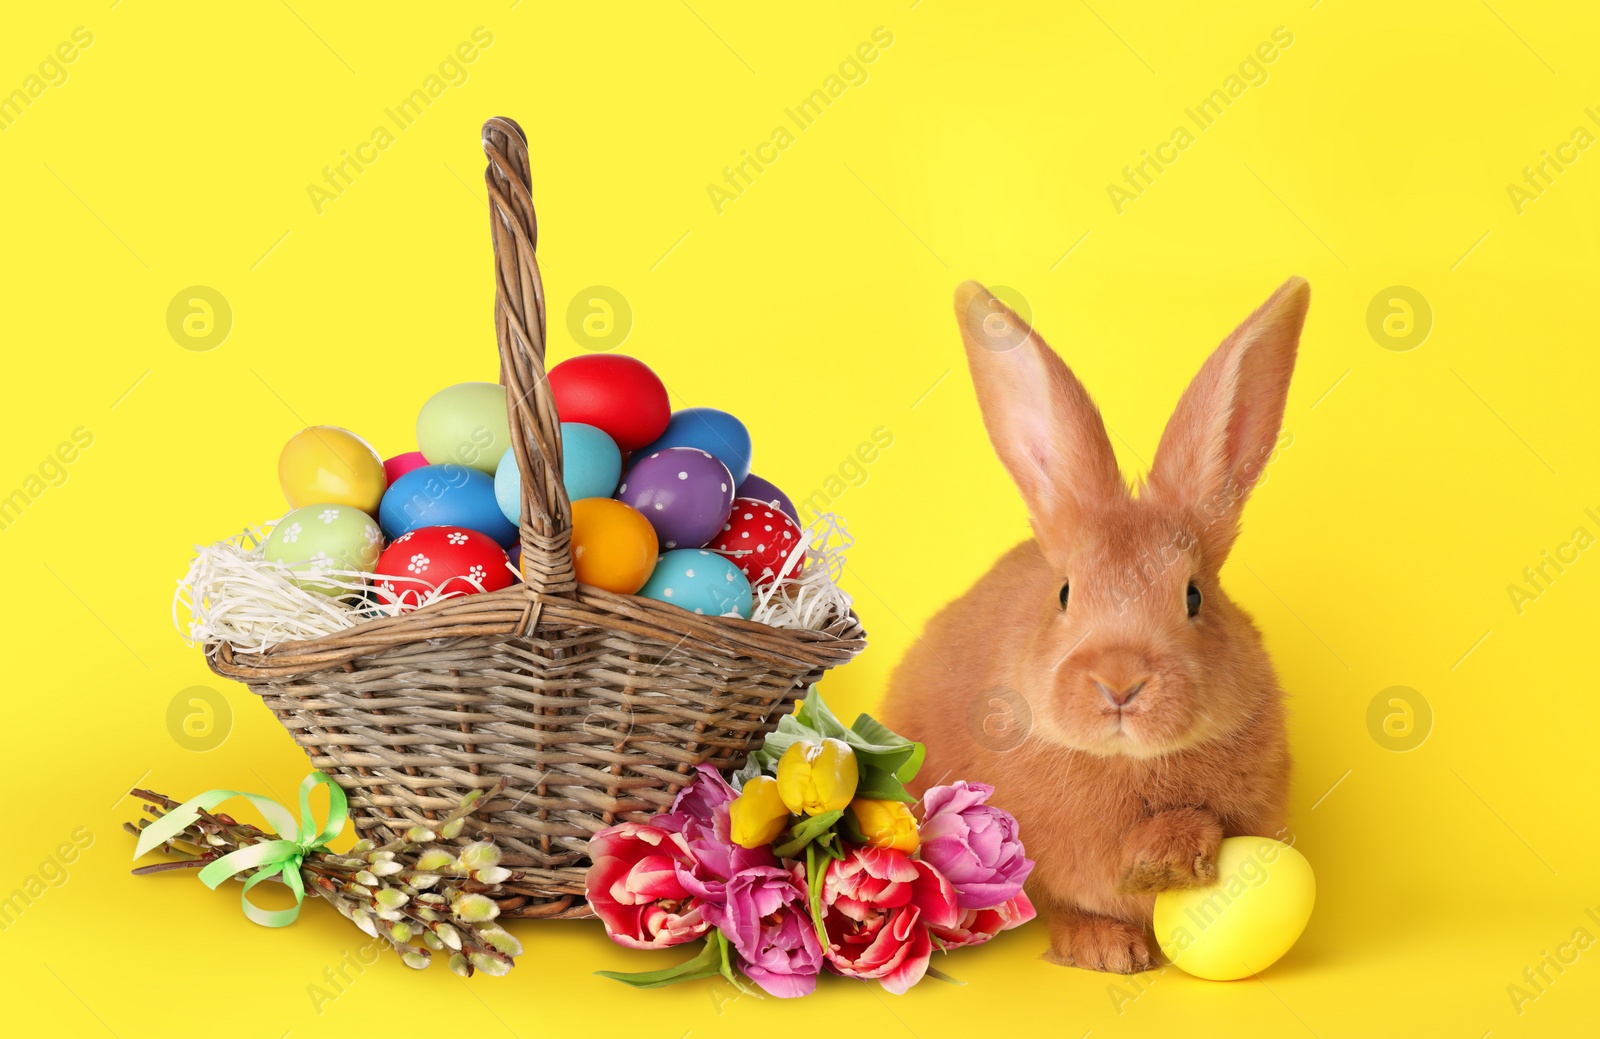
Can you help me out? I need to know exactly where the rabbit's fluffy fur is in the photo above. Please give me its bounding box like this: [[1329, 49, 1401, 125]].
[[880, 279, 1310, 973]]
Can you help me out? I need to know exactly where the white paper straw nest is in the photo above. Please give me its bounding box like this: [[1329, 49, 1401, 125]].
[[175, 513, 856, 656]]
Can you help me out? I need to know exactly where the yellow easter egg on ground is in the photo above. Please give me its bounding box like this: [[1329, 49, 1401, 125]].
[[1153, 836, 1315, 981], [569, 497, 658, 594], [279, 426, 386, 514]]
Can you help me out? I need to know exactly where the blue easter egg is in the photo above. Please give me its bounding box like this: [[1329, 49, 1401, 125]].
[[494, 424, 623, 525], [638, 408, 753, 486], [380, 463, 518, 547], [637, 548, 753, 618]]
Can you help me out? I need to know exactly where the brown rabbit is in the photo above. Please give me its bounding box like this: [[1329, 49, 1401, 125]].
[[880, 278, 1309, 973]]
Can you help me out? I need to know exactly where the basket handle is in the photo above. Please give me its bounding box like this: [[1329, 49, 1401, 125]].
[[483, 117, 576, 618]]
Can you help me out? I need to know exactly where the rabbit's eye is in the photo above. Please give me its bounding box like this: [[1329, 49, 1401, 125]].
[[1186, 582, 1202, 618], [1058, 582, 1070, 609]]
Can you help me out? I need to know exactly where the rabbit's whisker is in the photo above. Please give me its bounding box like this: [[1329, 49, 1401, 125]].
[[1051, 628, 1094, 671]]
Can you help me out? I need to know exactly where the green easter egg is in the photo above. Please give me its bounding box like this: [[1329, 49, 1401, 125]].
[[417, 382, 513, 475], [262, 503, 383, 595]]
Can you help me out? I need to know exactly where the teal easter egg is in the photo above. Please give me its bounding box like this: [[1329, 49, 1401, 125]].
[[494, 423, 622, 525], [561, 422, 624, 501], [494, 448, 520, 525], [637, 548, 753, 618], [262, 503, 383, 595], [416, 382, 513, 475]]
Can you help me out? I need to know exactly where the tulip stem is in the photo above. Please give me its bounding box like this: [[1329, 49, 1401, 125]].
[[805, 843, 830, 949]]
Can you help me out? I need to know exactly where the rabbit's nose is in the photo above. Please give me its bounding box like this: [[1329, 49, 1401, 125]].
[[1095, 678, 1147, 707]]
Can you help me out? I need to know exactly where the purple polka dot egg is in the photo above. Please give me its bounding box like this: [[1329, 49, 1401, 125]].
[[615, 446, 735, 550]]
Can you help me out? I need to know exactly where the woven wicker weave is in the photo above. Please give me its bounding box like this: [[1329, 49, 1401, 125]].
[[208, 117, 866, 920]]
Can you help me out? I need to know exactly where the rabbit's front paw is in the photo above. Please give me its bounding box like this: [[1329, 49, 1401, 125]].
[[1045, 909, 1155, 974], [1116, 807, 1223, 894]]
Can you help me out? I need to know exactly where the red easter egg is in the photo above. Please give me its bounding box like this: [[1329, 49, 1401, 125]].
[[373, 525, 513, 611], [548, 355, 670, 450], [709, 497, 806, 587]]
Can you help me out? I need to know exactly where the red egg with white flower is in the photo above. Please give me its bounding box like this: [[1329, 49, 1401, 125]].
[[709, 497, 806, 587], [373, 525, 513, 611]]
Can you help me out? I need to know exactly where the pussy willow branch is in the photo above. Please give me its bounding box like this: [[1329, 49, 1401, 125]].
[[125, 780, 523, 976]]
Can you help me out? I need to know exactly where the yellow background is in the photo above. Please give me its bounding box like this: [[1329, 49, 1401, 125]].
[[2, 1, 1596, 1035]]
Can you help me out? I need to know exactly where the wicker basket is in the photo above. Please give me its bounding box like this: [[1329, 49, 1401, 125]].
[[208, 117, 866, 920]]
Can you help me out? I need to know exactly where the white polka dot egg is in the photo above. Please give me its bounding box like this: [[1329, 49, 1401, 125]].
[[636, 548, 753, 619]]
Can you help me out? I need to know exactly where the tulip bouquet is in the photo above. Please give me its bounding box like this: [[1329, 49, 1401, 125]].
[[585, 692, 1035, 996]]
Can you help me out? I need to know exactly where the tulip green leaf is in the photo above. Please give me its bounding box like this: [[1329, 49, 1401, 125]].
[[847, 712, 925, 781], [713, 930, 761, 997], [847, 711, 903, 747], [594, 934, 726, 989], [772, 808, 843, 859], [794, 690, 852, 739], [730, 752, 764, 790], [838, 802, 867, 845], [894, 740, 926, 784], [852, 765, 916, 803]]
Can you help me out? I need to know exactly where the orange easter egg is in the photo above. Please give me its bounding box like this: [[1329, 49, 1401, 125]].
[[569, 498, 658, 594]]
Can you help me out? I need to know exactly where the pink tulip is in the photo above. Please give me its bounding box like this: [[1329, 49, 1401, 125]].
[[658, 765, 777, 911], [585, 822, 709, 950], [928, 892, 1037, 949], [721, 863, 824, 997], [822, 846, 959, 994], [918, 781, 1035, 910]]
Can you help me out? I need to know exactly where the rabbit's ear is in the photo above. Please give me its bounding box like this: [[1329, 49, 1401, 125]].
[[1146, 277, 1309, 562], [956, 281, 1126, 553]]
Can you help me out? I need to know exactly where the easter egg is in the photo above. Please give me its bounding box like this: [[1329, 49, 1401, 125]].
[[616, 447, 735, 550], [1153, 837, 1315, 981], [709, 498, 806, 586], [493, 448, 521, 525], [737, 473, 800, 527], [373, 526, 514, 612], [638, 549, 753, 618], [570, 497, 658, 594], [379, 464, 518, 547], [384, 451, 429, 487], [416, 382, 513, 475], [638, 408, 753, 486], [494, 424, 623, 525], [548, 355, 670, 451], [279, 426, 386, 514], [262, 503, 383, 595], [559, 423, 625, 501]]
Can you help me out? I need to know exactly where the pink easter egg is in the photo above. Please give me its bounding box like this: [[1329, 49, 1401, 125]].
[[384, 451, 430, 487]]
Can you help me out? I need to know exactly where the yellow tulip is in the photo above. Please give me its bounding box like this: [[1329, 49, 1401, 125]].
[[728, 776, 790, 848], [776, 738, 859, 816], [849, 798, 920, 853]]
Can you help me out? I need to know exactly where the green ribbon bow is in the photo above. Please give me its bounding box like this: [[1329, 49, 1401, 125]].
[[133, 771, 348, 927]]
